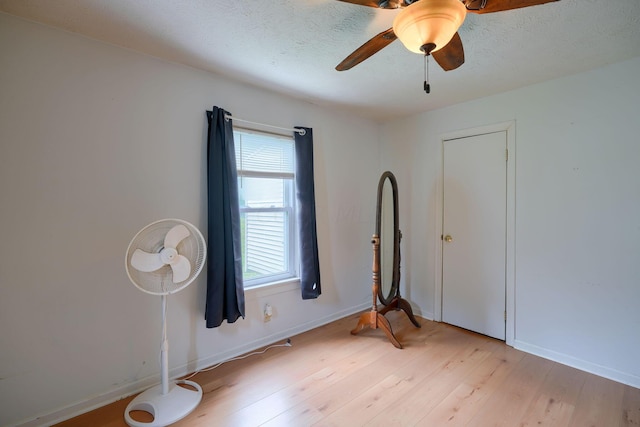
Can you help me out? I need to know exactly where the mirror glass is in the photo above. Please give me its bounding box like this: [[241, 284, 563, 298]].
[[379, 177, 395, 301]]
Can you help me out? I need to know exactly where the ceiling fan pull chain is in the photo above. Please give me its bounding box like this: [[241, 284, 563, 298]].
[[420, 43, 435, 94], [423, 52, 431, 94]]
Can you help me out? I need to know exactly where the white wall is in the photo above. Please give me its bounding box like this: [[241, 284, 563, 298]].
[[0, 13, 380, 426], [381, 56, 640, 388]]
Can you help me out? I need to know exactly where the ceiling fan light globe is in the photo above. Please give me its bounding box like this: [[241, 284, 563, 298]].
[[393, 0, 467, 54]]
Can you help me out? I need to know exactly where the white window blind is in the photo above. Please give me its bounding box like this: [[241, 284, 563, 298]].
[[235, 131, 294, 177]]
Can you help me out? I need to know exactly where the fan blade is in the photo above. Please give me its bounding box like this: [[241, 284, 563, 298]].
[[170, 254, 192, 283], [336, 28, 397, 71], [336, 0, 405, 8], [164, 224, 190, 249], [465, 0, 559, 14], [131, 249, 165, 272], [432, 32, 465, 71]]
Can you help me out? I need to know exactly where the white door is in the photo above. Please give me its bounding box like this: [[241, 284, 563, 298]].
[[442, 131, 507, 340]]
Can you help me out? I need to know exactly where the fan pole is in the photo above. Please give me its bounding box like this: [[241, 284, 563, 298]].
[[161, 294, 169, 396]]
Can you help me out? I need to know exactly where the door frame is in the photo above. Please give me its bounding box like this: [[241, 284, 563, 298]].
[[434, 121, 516, 346]]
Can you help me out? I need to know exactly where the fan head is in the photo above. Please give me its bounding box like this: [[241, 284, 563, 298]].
[[125, 219, 206, 295]]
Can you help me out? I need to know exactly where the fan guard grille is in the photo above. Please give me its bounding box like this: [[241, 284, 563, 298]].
[[125, 219, 206, 295]]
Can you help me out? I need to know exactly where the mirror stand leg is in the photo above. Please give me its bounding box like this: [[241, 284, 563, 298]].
[[376, 313, 403, 349], [351, 310, 403, 349], [396, 297, 421, 328], [379, 297, 421, 328]]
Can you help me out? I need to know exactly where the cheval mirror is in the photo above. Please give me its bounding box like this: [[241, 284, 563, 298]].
[[351, 171, 421, 348]]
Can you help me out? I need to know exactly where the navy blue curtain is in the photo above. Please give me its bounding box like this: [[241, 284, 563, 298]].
[[294, 127, 321, 299], [205, 106, 245, 327]]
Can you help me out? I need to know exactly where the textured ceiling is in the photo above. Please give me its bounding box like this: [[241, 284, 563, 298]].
[[1, 0, 639, 121]]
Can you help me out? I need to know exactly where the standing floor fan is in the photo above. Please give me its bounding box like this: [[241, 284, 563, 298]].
[[124, 219, 206, 427]]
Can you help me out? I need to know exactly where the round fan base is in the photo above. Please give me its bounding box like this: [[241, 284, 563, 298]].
[[124, 380, 202, 427]]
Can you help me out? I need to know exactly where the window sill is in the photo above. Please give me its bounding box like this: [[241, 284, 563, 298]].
[[245, 278, 300, 298]]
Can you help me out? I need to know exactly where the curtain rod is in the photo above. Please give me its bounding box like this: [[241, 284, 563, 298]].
[[224, 113, 306, 136]]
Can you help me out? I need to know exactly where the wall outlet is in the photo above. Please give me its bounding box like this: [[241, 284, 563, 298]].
[[263, 304, 273, 322]]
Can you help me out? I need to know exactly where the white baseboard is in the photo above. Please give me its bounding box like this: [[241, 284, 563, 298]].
[[514, 339, 640, 389], [15, 302, 371, 427], [414, 307, 434, 321]]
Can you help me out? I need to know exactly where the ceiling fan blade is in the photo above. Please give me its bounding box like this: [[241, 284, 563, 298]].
[[336, 0, 405, 8], [131, 249, 165, 272], [164, 224, 190, 249], [336, 28, 397, 71], [432, 32, 465, 71], [170, 254, 192, 283], [465, 0, 559, 14]]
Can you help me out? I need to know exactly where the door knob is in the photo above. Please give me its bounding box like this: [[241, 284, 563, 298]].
[[444, 235, 453, 242]]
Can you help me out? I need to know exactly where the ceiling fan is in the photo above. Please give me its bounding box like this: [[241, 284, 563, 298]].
[[335, 0, 560, 72]]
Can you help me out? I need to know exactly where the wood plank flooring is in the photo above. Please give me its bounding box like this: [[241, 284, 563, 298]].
[[55, 311, 640, 426]]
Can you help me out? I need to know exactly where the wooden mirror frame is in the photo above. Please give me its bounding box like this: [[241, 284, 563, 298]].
[[351, 171, 420, 349], [377, 171, 400, 306]]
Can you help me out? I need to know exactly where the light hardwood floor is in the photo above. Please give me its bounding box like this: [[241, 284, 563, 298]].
[[56, 311, 640, 426]]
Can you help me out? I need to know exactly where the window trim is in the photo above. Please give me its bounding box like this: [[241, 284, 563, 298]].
[[234, 128, 299, 289]]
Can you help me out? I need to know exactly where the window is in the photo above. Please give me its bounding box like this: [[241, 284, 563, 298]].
[[234, 129, 298, 288]]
